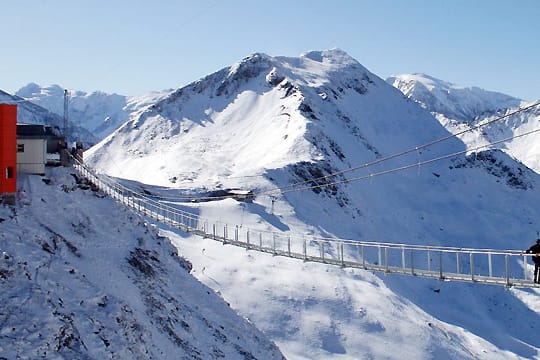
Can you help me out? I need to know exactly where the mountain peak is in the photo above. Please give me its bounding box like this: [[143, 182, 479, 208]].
[[388, 73, 522, 121], [16, 82, 65, 98], [16, 82, 42, 96], [388, 73, 454, 92], [300, 48, 358, 65], [87, 49, 448, 190], [226, 52, 273, 80]]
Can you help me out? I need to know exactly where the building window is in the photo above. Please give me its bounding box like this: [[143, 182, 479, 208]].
[[6, 167, 13, 179], [17, 144, 24, 152]]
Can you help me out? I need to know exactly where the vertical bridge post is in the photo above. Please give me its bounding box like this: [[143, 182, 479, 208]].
[[470, 252, 475, 282]]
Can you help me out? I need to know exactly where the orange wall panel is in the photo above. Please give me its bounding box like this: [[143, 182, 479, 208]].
[[0, 104, 17, 194]]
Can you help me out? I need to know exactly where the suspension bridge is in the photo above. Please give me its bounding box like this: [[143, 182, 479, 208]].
[[72, 159, 540, 289]]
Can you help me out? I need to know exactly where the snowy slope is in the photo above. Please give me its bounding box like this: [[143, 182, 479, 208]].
[[388, 73, 540, 172], [0, 167, 284, 359], [0, 89, 97, 145], [15, 83, 171, 141], [84, 50, 540, 359]]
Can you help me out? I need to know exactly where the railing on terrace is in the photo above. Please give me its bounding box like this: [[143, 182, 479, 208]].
[[73, 160, 538, 288]]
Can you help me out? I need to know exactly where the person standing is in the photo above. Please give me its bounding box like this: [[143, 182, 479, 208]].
[[525, 239, 540, 283]]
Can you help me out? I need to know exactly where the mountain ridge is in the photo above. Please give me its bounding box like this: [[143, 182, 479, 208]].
[[387, 73, 524, 123]]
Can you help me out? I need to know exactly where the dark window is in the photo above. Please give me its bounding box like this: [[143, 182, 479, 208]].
[[17, 144, 24, 152], [6, 167, 13, 179]]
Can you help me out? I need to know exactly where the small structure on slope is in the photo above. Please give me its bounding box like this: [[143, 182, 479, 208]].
[[1, 102, 84, 204], [16, 124, 65, 175]]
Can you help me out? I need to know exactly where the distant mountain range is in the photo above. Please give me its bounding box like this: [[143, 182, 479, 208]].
[[0, 89, 97, 146], [15, 83, 171, 141]]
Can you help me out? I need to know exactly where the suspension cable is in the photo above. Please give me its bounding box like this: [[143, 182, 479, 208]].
[[270, 100, 540, 194], [277, 126, 540, 195]]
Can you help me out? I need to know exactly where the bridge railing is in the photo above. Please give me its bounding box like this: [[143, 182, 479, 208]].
[[218, 225, 530, 286], [72, 160, 536, 287]]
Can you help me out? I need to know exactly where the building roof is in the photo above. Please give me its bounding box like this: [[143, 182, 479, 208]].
[[17, 124, 63, 138]]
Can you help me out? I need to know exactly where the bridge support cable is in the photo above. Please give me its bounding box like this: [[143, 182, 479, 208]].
[[72, 159, 539, 288]]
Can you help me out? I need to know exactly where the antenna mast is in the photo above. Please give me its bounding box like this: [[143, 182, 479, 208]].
[[63, 89, 69, 140]]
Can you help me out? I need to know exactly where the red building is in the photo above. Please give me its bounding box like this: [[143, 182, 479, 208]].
[[0, 104, 17, 202]]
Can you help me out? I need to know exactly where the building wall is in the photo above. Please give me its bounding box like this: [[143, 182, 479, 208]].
[[17, 138, 47, 175], [0, 104, 17, 195]]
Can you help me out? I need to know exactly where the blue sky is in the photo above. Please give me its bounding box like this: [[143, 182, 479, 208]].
[[2, 0, 539, 100]]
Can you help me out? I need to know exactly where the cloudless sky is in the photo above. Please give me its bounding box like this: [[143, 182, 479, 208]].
[[2, 0, 539, 100]]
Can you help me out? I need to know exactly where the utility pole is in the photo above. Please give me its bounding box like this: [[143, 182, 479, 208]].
[[63, 89, 69, 141]]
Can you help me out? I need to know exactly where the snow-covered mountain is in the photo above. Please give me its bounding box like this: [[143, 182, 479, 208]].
[[388, 73, 540, 172], [15, 83, 171, 141], [0, 167, 284, 359], [83, 49, 540, 359], [0, 89, 97, 145], [86, 50, 458, 189]]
